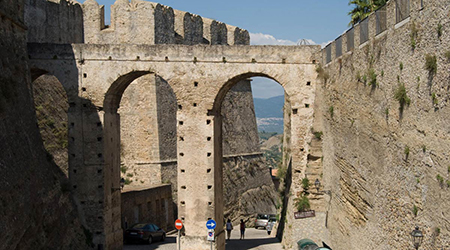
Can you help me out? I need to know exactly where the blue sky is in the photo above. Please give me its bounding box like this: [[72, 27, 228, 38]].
[[79, 0, 353, 98]]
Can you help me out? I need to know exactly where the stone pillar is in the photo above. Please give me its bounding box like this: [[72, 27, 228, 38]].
[[177, 108, 218, 249], [104, 111, 123, 250]]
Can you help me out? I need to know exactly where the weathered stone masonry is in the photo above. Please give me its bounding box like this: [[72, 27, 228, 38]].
[[28, 43, 318, 250], [317, 0, 450, 249]]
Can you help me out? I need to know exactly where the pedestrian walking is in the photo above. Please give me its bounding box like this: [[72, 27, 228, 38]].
[[239, 219, 246, 240], [226, 219, 233, 240]]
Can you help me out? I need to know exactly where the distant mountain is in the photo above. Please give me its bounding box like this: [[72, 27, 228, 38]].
[[253, 95, 284, 118], [253, 95, 284, 133]]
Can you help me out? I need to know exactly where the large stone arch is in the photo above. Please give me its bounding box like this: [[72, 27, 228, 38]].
[[102, 70, 179, 247], [206, 72, 289, 249]]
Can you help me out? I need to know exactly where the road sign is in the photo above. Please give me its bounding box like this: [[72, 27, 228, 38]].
[[207, 229, 215, 241], [175, 219, 183, 230], [206, 219, 216, 230]]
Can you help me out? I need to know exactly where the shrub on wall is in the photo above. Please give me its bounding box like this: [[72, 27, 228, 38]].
[[368, 68, 377, 87], [329, 106, 334, 118], [294, 194, 310, 212], [394, 83, 411, 112], [301, 177, 310, 192], [313, 131, 323, 140], [437, 22, 443, 39], [425, 54, 437, 75], [404, 146, 410, 159], [436, 174, 444, 185], [445, 51, 450, 62]]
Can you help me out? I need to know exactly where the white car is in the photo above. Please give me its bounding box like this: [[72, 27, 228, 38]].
[[254, 214, 276, 229]]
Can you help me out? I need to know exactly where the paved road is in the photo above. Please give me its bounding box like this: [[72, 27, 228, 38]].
[[225, 228, 283, 250], [123, 228, 283, 250]]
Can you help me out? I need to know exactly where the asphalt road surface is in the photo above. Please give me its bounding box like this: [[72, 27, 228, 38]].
[[123, 228, 283, 250]]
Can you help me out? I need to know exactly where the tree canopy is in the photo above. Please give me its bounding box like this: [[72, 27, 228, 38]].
[[348, 0, 387, 26]]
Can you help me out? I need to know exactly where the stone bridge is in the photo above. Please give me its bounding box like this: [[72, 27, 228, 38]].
[[28, 43, 319, 249]]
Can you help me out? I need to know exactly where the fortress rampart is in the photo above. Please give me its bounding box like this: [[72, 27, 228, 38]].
[[26, 0, 249, 45], [82, 0, 249, 45], [313, 0, 450, 249]]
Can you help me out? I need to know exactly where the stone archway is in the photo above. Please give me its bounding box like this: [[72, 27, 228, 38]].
[[207, 72, 290, 250], [102, 70, 179, 248], [27, 43, 320, 250]]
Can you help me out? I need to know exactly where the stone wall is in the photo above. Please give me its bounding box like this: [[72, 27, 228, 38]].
[[222, 154, 277, 225], [318, 0, 450, 249], [82, 0, 249, 45], [32, 74, 70, 176], [121, 184, 174, 231], [0, 1, 88, 249], [25, 0, 84, 44], [222, 80, 261, 155]]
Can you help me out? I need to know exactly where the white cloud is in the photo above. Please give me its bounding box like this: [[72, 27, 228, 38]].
[[250, 33, 296, 45], [250, 33, 318, 46]]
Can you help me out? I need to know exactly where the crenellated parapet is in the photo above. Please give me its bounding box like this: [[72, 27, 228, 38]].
[[82, 0, 249, 45], [25, 0, 84, 44]]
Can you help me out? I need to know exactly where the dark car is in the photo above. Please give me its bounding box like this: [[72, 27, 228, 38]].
[[124, 223, 166, 244]]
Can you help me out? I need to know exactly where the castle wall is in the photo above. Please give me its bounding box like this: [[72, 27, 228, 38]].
[[0, 1, 87, 249], [318, 0, 450, 248], [25, 0, 84, 44], [82, 0, 249, 45]]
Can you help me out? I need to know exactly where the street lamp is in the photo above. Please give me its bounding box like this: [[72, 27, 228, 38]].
[[314, 179, 320, 193], [411, 226, 423, 250]]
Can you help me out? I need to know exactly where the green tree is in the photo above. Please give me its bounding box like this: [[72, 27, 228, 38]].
[[348, 0, 387, 26]]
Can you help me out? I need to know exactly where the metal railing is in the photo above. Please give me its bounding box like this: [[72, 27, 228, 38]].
[[360, 18, 369, 44], [376, 5, 387, 35], [335, 36, 342, 58], [347, 28, 354, 51], [396, 0, 410, 23]]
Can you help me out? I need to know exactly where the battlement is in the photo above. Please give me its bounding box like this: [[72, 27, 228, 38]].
[[82, 0, 250, 45], [321, 0, 418, 65]]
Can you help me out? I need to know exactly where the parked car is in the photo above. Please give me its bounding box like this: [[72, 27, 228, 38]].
[[124, 223, 166, 244], [254, 214, 276, 229], [266, 217, 277, 235]]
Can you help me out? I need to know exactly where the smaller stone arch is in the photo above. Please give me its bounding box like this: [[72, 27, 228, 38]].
[[103, 71, 153, 113], [211, 72, 288, 114], [30, 68, 50, 82], [30, 70, 71, 177], [30, 67, 79, 102]]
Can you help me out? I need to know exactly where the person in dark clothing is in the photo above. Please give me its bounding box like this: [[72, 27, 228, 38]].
[[239, 219, 246, 240]]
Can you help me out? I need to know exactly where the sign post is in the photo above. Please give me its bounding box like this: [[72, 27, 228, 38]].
[[175, 219, 183, 250], [206, 219, 216, 250]]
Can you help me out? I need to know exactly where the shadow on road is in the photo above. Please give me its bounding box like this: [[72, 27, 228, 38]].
[[225, 236, 282, 250], [124, 235, 176, 250]]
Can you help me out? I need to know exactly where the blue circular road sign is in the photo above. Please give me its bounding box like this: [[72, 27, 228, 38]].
[[206, 219, 216, 230]]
